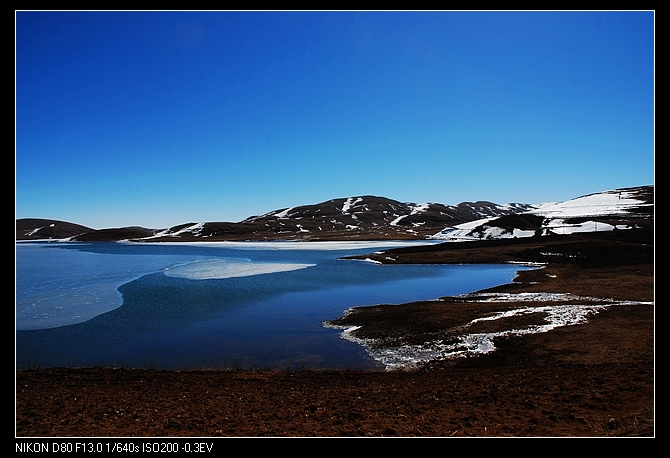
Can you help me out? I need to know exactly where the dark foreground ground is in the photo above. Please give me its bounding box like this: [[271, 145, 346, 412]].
[[16, 231, 654, 437]]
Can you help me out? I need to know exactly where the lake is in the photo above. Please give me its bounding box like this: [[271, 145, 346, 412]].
[[16, 241, 528, 371]]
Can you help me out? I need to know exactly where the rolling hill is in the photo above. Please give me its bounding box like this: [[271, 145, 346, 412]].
[[15, 185, 653, 243]]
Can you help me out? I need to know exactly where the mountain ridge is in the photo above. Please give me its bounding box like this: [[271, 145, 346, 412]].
[[15, 185, 653, 242]]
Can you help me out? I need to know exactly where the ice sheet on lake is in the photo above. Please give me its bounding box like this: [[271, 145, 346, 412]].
[[16, 244, 317, 330], [163, 258, 315, 280]]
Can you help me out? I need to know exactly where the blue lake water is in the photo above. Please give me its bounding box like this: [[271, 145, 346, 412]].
[[16, 241, 529, 371]]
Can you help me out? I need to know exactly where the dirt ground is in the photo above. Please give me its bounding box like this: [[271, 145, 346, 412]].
[[15, 231, 654, 438]]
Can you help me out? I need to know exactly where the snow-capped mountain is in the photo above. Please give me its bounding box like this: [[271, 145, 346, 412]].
[[431, 186, 653, 242]]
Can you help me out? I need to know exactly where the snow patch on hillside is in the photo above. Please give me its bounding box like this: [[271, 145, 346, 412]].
[[532, 190, 649, 218], [430, 188, 650, 242], [390, 215, 407, 226], [151, 223, 205, 238], [410, 203, 430, 215], [341, 197, 363, 214], [273, 207, 294, 219]]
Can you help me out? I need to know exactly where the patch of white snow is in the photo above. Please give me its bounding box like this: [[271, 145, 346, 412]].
[[342, 197, 363, 214]]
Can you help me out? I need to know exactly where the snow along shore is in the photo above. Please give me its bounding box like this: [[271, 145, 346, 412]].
[[326, 292, 653, 371]]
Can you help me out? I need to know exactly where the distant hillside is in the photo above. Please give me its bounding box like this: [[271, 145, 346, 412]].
[[70, 227, 157, 242], [15, 219, 159, 242], [15, 185, 653, 243], [15, 219, 93, 241], [431, 185, 653, 242], [143, 196, 534, 242]]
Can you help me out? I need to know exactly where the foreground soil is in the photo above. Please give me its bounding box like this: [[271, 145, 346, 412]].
[[16, 231, 654, 437]]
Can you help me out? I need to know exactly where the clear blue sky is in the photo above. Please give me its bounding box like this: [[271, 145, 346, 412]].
[[16, 11, 654, 229]]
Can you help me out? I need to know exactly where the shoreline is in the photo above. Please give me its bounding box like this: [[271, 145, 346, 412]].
[[16, 229, 654, 437], [323, 288, 651, 371]]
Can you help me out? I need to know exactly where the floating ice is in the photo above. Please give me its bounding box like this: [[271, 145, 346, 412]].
[[163, 258, 315, 280]]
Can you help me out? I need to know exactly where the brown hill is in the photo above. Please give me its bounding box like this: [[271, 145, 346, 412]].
[[15, 219, 92, 241]]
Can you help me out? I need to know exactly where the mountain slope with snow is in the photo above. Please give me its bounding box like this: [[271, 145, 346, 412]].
[[16, 186, 653, 242], [430, 186, 653, 242], [142, 196, 535, 241], [15, 219, 93, 241]]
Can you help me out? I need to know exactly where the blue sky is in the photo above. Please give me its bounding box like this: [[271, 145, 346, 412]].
[[16, 11, 654, 229]]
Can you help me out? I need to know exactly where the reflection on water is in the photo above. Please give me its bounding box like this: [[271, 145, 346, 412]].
[[16, 242, 529, 370]]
